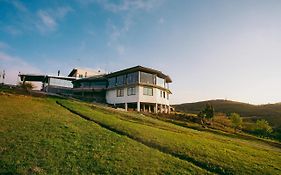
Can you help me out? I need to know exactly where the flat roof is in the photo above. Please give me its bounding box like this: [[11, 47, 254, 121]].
[[106, 65, 172, 83], [19, 74, 76, 82]]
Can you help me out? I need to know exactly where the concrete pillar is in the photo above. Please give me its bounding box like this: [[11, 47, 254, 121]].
[[143, 103, 145, 112], [168, 105, 170, 114], [160, 104, 163, 113], [125, 103, 128, 111], [155, 103, 158, 113], [137, 102, 140, 112], [148, 105, 151, 113]]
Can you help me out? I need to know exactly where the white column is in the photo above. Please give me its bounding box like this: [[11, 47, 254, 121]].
[[148, 105, 151, 113], [155, 103, 158, 113], [125, 103, 128, 111], [137, 102, 140, 112], [160, 104, 163, 113]]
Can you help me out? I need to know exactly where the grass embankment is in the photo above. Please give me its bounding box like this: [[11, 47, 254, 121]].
[[0, 94, 208, 174], [58, 99, 281, 175]]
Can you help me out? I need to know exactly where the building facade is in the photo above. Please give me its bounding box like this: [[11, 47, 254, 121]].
[[104, 66, 172, 113]]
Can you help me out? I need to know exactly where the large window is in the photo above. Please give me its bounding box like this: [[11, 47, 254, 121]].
[[127, 87, 136, 96], [156, 77, 165, 87], [116, 75, 126, 86], [108, 77, 116, 87], [116, 89, 124, 97], [140, 72, 155, 85], [127, 72, 138, 84], [143, 87, 153, 96]]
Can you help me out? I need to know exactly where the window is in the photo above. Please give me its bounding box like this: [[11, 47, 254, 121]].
[[163, 91, 166, 98], [116, 89, 124, 97], [127, 72, 138, 84], [143, 87, 153, 96], [156, 77, 165, 87], [108, 77, 116, 87], [116, 75, 126, 86], [140, 72, 155, 84], [127, 87, 136, 96], [160, 91, 162, 97]]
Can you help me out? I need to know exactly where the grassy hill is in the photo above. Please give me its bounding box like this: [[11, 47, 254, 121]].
[[1, 93, 281, 174], [173, 99, 281, 127]]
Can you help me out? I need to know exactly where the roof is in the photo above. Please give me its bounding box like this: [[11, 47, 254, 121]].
[[106, 65, 172, 83], [72, 74, 107, 83], [19, 74, 76, 82]]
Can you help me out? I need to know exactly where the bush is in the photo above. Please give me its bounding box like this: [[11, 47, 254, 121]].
[[230, 113, 243, 132], [18, 82, 35, 90], [254, 119, 273, 136]]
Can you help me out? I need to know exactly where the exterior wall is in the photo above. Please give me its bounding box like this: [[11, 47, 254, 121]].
[[138, 86, 169, 105], [106, 85, 169, 105], [106, 86, 139, 104]]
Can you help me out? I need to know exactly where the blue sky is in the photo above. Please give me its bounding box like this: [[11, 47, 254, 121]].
[[1, 0, 281, 104]]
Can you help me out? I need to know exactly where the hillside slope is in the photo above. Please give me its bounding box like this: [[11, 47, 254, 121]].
[[174, 100, 281, 127]]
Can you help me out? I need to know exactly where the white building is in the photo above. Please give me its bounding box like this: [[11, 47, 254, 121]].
[[105, 66, 172, 113]]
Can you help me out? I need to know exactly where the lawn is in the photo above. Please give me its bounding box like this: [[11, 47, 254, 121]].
[[0, 94, 209, 174], [57, 99, 281, 175]]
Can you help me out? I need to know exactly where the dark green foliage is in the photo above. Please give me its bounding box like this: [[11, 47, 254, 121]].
[[254, 119, 273, 136], [230, 113, 243, 131], [198, 104, 214, 126]]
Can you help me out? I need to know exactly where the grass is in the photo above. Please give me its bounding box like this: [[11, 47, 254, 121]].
[[0, 94, 209, 174], [57, 99, 281, 175]]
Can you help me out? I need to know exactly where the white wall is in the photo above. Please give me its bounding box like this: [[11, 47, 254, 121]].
[[106, 85, 170, 105]]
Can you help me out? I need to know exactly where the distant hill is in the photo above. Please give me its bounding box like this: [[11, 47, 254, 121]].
[[173, 100, 281, 127]]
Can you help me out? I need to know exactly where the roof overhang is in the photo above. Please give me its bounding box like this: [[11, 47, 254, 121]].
[[106, 65, 172, 83], [19, 74, 76, 82]]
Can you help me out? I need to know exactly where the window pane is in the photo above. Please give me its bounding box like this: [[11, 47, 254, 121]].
[[140, 72, 154, 84], [108, 77, 116, 87], [156, 77, 165, 87], [127, 72, 138, 84], [143, 87, 153, 96], [116, 75, 126, 86], [117, 89, 124, 97], [127, 87, 136, 96]]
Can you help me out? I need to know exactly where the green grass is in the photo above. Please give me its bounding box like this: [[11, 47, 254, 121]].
[[58, 99, 281, 175], [0, 94, 209, 174]]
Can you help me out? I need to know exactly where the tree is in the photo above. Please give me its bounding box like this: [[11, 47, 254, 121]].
[[254, 119, 273, 136], [230, 113, 243, 132], [198, 104, 215, 126], [18, 82, 35, 90]]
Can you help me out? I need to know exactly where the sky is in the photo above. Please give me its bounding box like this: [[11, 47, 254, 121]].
[[1, 0, 281, 105]]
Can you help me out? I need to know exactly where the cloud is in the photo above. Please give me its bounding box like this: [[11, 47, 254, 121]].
[[10, 0, 28, 12], [36, 6, 73, 33], [37, 10, 57, 31], [0, 51, 41, 85], [96, 0, 162, 12]]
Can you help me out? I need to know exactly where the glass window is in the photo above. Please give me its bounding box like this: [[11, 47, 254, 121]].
[[160, 90, 162, 97], [127, 87, 136, 96], [108, 77, 116, 87], [127, 72, 138, 84], [163, 91, 166, 98], [116, 75, 126, 86], [156, 77, 165, 87], [143, 87, 153, 96], [116, 89, 124, 97], [140, 72, 155, 84]]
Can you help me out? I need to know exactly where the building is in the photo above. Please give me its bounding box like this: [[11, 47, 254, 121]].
[[19, 66, 173, 113], [105, 66, 172, 113], [18, 68, 102, 95]]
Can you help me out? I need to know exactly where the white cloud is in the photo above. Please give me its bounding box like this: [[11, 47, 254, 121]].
[[96, 0, 162, 12], [37, 10, 57, 31], [0, 51, 41, 85], [10, 0, 28, 12]]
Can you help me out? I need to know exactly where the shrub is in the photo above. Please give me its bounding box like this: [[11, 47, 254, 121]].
[[254, 119, 273, 136], [230, 113, 243, 132], [18, 82, 35, 90]]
